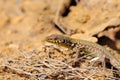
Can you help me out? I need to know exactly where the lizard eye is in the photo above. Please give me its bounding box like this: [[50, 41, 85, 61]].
[[54, 37, 57, 40], [62, 40, 65, 43]]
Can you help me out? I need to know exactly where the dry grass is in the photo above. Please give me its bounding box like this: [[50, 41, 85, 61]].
[[0, 46, 119, 80]]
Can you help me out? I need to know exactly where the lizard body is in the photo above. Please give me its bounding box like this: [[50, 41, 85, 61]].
[[46, 34, 120, 70]]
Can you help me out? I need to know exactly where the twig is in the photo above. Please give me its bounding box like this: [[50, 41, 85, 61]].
[[54, 0, 76, 35]]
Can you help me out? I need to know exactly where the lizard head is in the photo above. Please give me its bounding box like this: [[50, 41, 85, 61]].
[[46, 34, 75, 48]]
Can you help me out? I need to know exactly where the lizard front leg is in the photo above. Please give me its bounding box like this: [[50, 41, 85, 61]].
[[72, 47, 106, 68]]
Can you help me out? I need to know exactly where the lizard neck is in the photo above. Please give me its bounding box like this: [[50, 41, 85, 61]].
[[59, 38, 77, 49]]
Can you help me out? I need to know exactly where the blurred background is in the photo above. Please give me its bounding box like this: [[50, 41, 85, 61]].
[[0, 0, 120, 80]]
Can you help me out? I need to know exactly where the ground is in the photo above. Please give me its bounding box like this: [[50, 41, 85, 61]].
[[0, 0, 120, 80]]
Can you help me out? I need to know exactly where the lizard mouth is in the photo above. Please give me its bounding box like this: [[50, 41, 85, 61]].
[[46, 35, 56, 43]]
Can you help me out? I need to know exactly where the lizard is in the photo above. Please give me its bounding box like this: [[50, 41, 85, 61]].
[[45, 34, 120, 70]]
